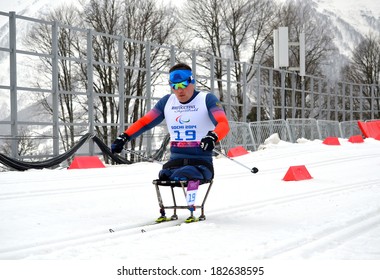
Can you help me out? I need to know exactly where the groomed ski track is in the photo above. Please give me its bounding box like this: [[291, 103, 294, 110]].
[[1, 139, 380, 260], [1, 180, 379, 259]]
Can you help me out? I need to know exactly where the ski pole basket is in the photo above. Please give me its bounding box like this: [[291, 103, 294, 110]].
[[152, 179, 214, 221]]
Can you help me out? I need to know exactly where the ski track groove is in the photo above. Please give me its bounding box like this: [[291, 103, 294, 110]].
[[0, 179, 378, 259], [0, 181, 146, 200], [213, 180, 380, 259], [0, 219, 183, 259], [256, 207, 380, 259], [208, 179, 379, 218], [2, 152, 378, 201]]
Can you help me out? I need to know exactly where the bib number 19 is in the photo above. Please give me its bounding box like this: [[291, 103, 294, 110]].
[[174, 130, 196, 141]]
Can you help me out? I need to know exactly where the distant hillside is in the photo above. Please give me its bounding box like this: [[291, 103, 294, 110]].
[[313, 0, 380, 56]]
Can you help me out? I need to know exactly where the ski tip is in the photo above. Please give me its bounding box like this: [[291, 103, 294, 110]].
[[184, 217, 199, 223], [155, 216, 170, 223]]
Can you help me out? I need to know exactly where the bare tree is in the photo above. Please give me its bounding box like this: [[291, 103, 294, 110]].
[[78, 0, 122, 145], [179, 0, 277, 121], [25, 0, 176, 161], [26, 5, 85, 152], [0, 129, 40, 157], [120, 0, 176, 152], [120, 0, 176, 122], [221, 0, 277, 120], [175, 0, 226, 105], [341, 33, 380, 119], [73, 0, 177, 155]]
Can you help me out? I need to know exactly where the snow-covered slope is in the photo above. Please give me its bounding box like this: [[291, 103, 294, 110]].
[[0, 136, 380, 280], [313, 0, 380, 56], [1, 135, 380, 260]]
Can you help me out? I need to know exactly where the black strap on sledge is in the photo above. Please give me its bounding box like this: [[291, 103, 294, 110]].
[[162, 158, 214, 178], [152, 179, 212, 187]]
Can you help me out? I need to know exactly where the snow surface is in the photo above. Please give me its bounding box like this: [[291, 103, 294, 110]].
[[1, 135, 380, 260], [1, 135, 380, 279]]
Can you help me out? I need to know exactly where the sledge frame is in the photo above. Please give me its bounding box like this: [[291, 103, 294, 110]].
[[152, 179, 214, 219]]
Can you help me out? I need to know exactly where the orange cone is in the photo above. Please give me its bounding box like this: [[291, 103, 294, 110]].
[[227, 146, 249, 157], [68, 156, 105, 169], [283, 165, 313, 181], [348, 135, 364, 143], [323, 137, 340, 145]]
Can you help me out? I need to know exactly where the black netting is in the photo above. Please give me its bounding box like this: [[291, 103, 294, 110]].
[[91, 135, 132, 165], [0, 133, 170, 171], [0, 133, 91, 171]]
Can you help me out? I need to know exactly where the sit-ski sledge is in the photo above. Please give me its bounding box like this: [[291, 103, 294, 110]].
[[152, 179, 214, 223]]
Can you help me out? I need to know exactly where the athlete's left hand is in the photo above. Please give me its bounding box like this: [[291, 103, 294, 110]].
[[200, 131, 218, 151]]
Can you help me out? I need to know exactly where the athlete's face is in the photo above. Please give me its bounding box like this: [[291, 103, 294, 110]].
[[171, 83, 195, 103]]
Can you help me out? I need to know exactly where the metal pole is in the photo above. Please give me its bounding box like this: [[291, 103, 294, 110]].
[[281, 69, 285, 119], [350, 83, 353, 121], [145, 41, 152, 156], [269, 68, 274, 120], [371, 84, 375, 120], [192, 50, 197, 83], [242, 62, 247, 122], [210, 55, 215, 94], [87, 29, 94, 155], [301, 76, 305, 119], [118, 36, 125, 136], [51, 21, 59, 156], [326, 84, 331, 120], [256, 64, 261, 122], [309, 77, 314, 118], [226, 59, 231, 120], [9, 12, 18, 158], [359, 84, 363, 120], [291, 72, 296, 119]]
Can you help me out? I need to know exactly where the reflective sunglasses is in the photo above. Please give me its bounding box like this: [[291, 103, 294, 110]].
[[169, 78, 191, 90]]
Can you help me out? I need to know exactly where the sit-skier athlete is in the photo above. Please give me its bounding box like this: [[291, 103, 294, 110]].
[[111, 62, 230, 222]]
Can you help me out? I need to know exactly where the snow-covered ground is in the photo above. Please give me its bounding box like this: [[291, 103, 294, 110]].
[[1, 135, 380, 279]]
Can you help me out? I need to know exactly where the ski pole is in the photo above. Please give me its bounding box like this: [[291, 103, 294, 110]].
[[124, 148, 164, 165], [214, 149, 259, 174]]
